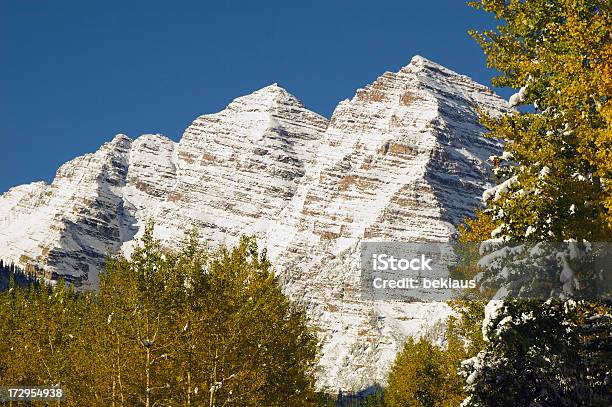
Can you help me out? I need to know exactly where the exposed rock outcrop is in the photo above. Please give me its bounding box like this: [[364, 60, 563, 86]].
[[0, 56, 507, 392]]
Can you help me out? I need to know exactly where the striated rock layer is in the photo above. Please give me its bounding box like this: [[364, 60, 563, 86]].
[[0, 56, 507, 392], [265, 56, 506, 391]]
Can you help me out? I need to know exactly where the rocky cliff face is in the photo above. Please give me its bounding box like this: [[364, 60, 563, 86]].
[[146, 84, 328, 252], [265, 56, 506, 391], [0, 56, 507, 392]]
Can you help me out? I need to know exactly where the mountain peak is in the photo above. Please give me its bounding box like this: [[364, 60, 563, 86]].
[[215, 83, 307, 118], [402, 54, 462, 77], [409, 54, 438, 67], [96, 134, 132, 154], [252, 82, 283, 95], [401, 55, 499, 100], [252, 82, 302, 104], [109, 133, 132, 145], [0, 60, 507, 394], [261, 82, 281, 91]]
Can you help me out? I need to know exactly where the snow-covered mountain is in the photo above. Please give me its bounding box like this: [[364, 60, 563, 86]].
[[0, 56, 507, 392]]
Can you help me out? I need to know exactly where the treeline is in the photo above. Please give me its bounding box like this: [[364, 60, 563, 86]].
[[319, 387, 385, 407], [0, 227, 320, 406], [0, 259, 42, 291]]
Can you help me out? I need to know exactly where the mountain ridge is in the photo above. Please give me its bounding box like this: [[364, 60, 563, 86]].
[[0, 55, 508, 392]]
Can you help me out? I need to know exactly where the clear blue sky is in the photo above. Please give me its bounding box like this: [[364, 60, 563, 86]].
[[0, 0, 509, 193]]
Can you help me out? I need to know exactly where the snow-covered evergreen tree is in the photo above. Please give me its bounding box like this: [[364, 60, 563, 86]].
[[460, 1, 611, 405]]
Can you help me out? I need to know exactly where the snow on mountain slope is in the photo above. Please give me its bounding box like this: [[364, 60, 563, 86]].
[[0, 135, 135, 287], [147, 84, 328, 250], [265, 55, 507, 391], [0, 85, 328, 288], [0, 56, 507, 392]]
